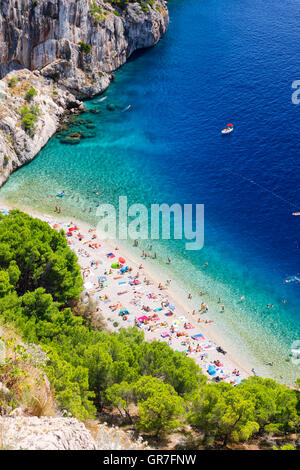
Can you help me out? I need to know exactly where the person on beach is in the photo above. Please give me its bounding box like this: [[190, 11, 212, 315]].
[[221, 305, 225, 312], [188, 293, 192, 299], [168, 258, 171, 263]]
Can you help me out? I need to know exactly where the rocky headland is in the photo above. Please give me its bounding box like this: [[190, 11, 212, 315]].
[[0, 0, 169, 185]]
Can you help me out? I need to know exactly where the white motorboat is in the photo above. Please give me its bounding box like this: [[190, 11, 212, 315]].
[[221, 123, 234, 134]]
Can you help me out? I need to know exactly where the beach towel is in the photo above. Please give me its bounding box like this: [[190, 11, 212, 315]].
[[192, 334, 204, 341], [161, 332, 170, 338]]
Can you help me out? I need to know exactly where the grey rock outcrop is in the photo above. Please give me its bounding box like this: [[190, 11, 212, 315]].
[[0, 417, 150, 450], [0, 417, 97, 450], [0, 69, 84, 186], [0, 0, 169, 98], [0, 0, 169, 186]]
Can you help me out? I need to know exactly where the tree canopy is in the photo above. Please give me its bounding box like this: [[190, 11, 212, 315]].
[[0, 211, 299, 444]]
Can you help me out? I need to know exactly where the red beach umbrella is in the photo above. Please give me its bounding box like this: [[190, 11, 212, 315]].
[[119, 257, 126, 265]]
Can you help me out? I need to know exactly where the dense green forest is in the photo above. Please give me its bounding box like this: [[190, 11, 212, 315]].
[[0, 211, 299, 446]]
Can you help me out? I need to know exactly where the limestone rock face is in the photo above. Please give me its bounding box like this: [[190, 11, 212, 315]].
[[0, 417, 97, 450], [0, 0, 168, 185], [0, 0, 169, 98], [0, 417, 150, 450], [0, 69, 84, 186]]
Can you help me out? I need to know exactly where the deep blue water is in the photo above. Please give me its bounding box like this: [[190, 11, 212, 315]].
[[1, 0, 300, 381]]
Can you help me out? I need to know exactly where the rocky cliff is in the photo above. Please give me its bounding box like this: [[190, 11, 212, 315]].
[[0, 0, 169, 98], [0, 0, 169, 185], [0, 69, 84, 186], [0, 417, 150, 450]]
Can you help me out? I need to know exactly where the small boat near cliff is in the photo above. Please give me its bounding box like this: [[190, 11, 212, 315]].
[[221, 123, 234, 134]]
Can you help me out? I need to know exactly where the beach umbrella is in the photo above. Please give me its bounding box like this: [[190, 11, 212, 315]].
[[119, 257, 126, 265], [111, 262, 119, 269], [207, 365, 216, 376], [169, 302, 176, 311]]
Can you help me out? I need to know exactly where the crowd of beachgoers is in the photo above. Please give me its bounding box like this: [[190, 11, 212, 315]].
[[0, 204, 257, 383], [46, 214, 253, 384]]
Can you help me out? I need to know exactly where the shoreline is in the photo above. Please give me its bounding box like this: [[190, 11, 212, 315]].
[[0, 201, 256, 383]]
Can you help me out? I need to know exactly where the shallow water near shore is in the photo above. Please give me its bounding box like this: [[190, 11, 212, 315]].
[[1, 0, 300, 383]]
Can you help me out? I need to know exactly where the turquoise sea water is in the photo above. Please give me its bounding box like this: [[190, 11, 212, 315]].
[[1, 0, 300, 382]]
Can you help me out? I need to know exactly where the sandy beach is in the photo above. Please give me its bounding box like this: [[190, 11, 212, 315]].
[[0, 202, 255, 384]]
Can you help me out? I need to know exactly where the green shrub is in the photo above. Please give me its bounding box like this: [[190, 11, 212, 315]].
[[8, 77, 18, 88], [20, 105, 40, 136], [89, 2, 106, 22], [78, 42, 92, 54], [3, 155, 9, 167], [25, 87, 37, 102]]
